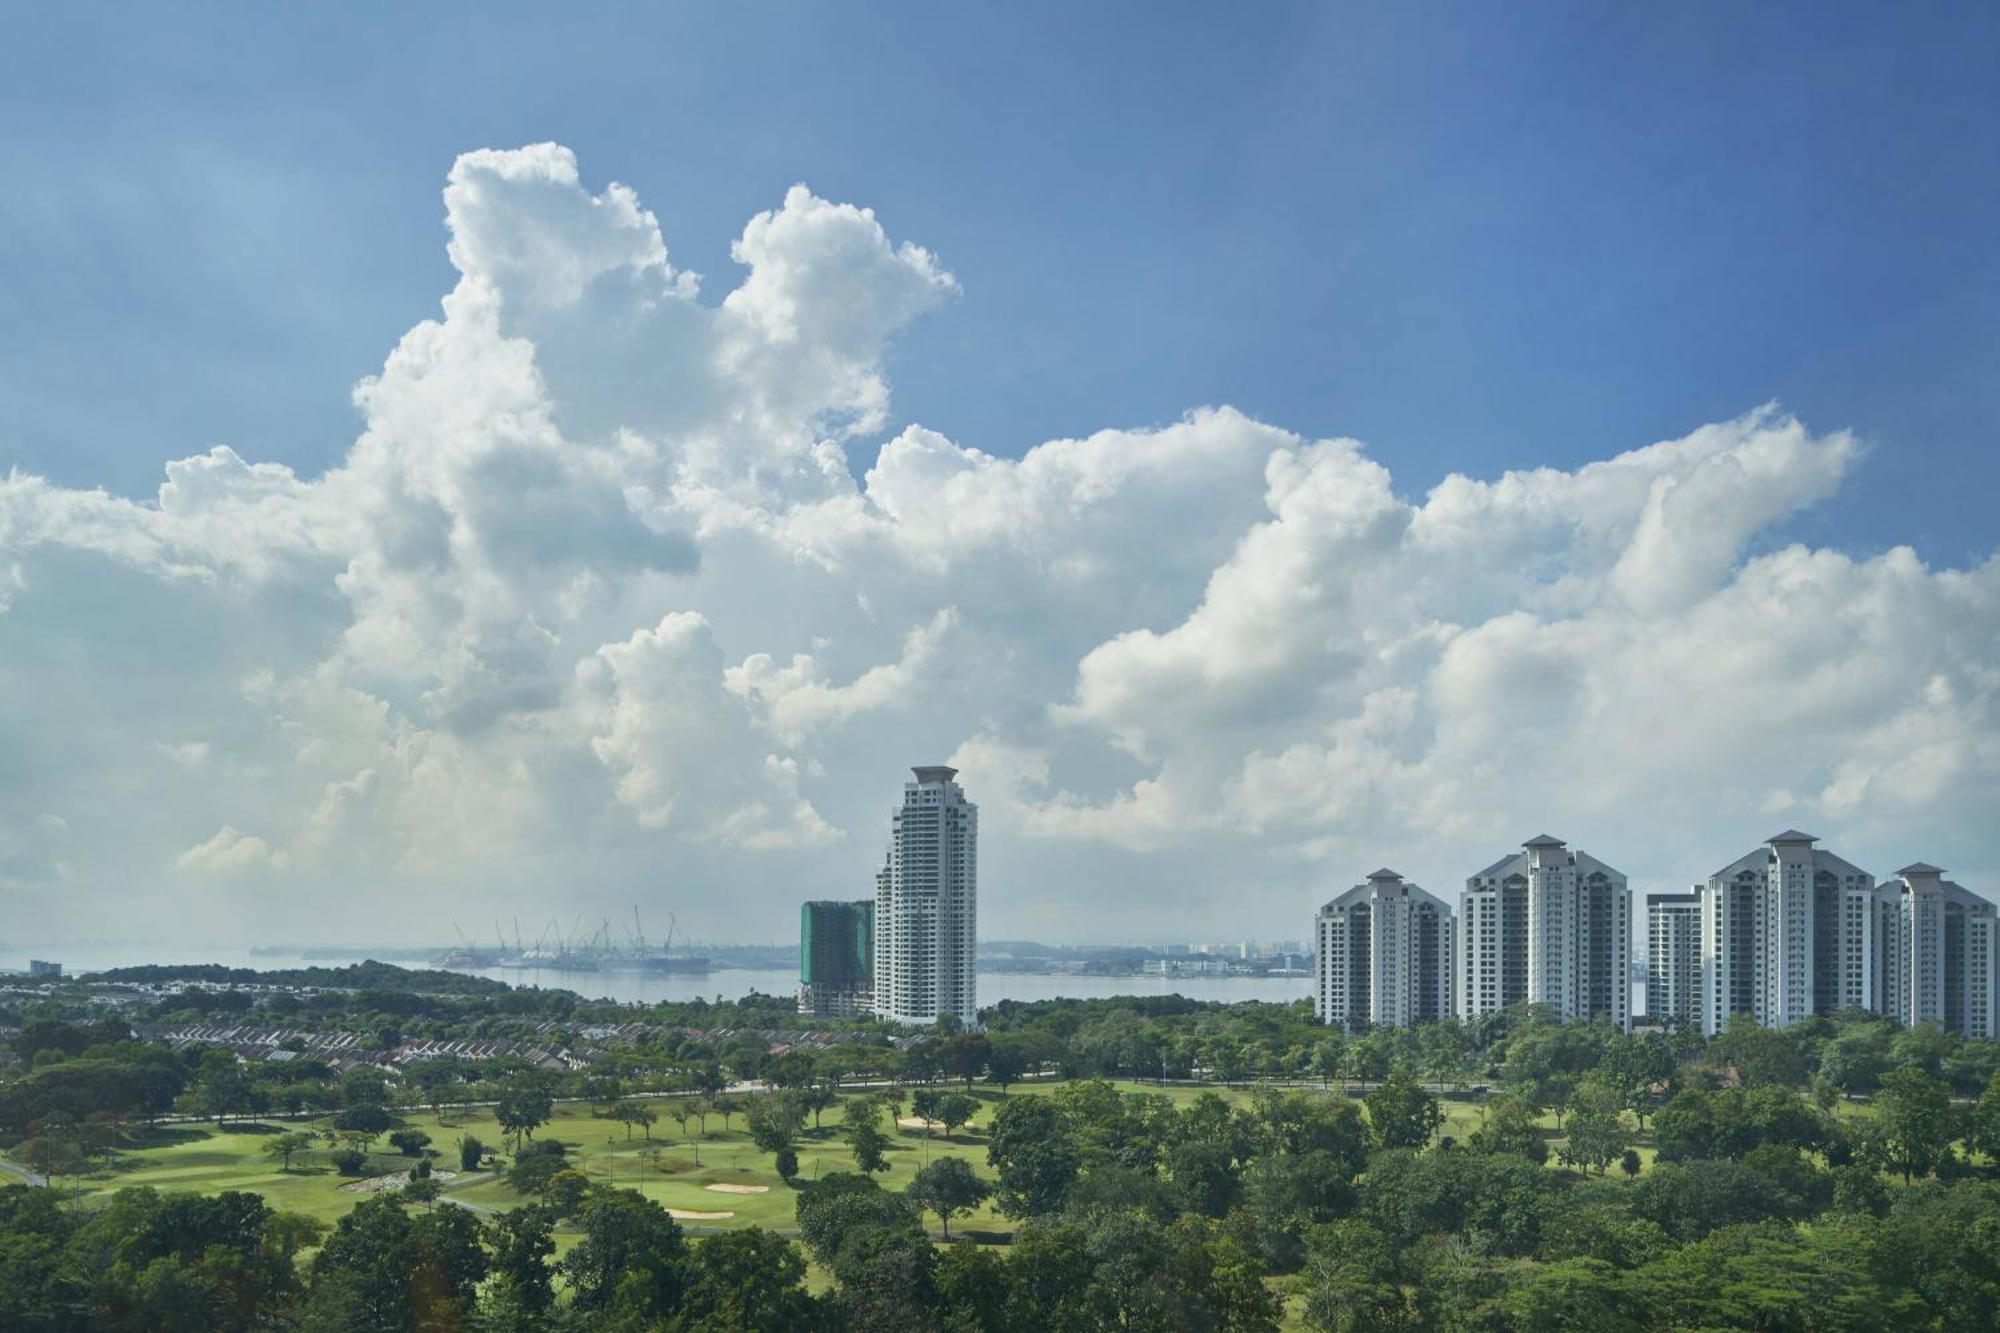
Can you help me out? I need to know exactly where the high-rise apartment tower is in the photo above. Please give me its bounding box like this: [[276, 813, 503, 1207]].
[[1646, 891, 1702, 1024], [1461, 835, 1630, 1030], [798, 899, 874, 1017], [1882, 863, 1997, 1039], [1698, 830, 1876, 1035], [1314, 869, 1454, 1029], [873, 766, 978, 1026]]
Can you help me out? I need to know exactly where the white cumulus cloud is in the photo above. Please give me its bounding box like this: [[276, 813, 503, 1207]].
[[0, 145, 1993, 944]]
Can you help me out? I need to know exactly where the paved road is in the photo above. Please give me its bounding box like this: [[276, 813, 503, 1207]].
[[0, 1159, 48, 1187]]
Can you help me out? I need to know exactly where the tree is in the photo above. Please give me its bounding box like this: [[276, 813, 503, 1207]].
[[844, 1100, 893, 1176], [936, 1240, 1010, 1333], [1632, 1160, 1803, 1240], [61, 1187, 322, 1333], [985, 1095, 1079, 1216], [611, 1101, 657, 1140], [1299, 1219, 1411, 1333], [409, 1203, 486, 1317], [803, 1081, 839, 1130], [1713, 1014, 1808, 1087], [1651, 1087, 1715, 1162], [407, 1059, 458, 1123], [1558, 1079, 1630, 1174], [495, 1083, 553, 1153], [543, 1169, 591, 1219], [936, 1091, 978, 1138], [263, 1130, 317, 1173], [942, 1033, 991, 1090], [985, 1040, 1029, 1093], [509, 1140, 570, 1195], [1820, 1025, 1893, 1094], [795, 1172, 925, 1273], [18, 1133, 82, 1182], [679, 1226, 821, 1331], [583, 1073, 624, 1109], [458, 1133, 486, 1172], [1873, 1066, 1956, 1182], [1966, 1069, 2000, 1164], [303, 1195, 417, 1332], [1467, 1091, 1548, 1164], [1600, 1031, 1674, 1127], [908, 1156, 992, 1238], [748, 1093, 808, 1171], [1311, 1036, 1348, 1091], [562, 1189, 688, 1317], [483, 1203, 556, 1318], [331, 1104, 393, 1137], [1420, 1020, 1472, 1092], [1366, 1072, 1444, 1150], [1006, 1211, 1281, 1332], [190, 1053, 253, 1124]]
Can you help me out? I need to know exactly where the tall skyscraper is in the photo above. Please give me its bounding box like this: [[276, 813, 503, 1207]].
[[1882, 863, 1998, 1038], [798, 899, 874, 1017], [1646, 891, 1701, 1024], [1698, 830, 1876, 1035], [873, 765, 978, 1026], [1460, 835, 1630, 1030], [1315, 868, 1454, 1029]]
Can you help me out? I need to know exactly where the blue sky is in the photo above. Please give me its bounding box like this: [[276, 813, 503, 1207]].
[[5, 4, 1995, 561], [2, 6, 1997, 945]]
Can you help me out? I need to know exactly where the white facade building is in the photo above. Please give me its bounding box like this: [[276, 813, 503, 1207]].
[[1883, 863, 1998, 1039], [1646, 891, 1702, 1025], [1461, 835, 1630, 1030], [1315, 869, 1454, 1029], [1698, 830, 1876, 1036], [872, 765, 978, 1026]]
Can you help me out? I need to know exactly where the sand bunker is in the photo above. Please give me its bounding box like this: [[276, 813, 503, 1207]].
[[896, 1117, 949, 1132], [668, 1208, 735, 1220], [704, 1182, 769, 1194], [340, 1169, 458, 1193]]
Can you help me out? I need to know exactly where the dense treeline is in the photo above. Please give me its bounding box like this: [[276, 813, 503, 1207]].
[[13, 983, 2000, 1328], [30, 965, 836, 1037], [6, 1061, 2000, 1329], [87, 961, 514, 995]]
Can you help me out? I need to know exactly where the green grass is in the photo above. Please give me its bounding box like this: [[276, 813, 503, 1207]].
[[59, 1122, 427, 1225], [42, 1093, 1027, 1237], [33, 1077, 1704, 1238]]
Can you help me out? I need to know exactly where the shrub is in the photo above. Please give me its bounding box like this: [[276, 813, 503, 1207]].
[[332, 1148, 367, 1177], [509, 1139, 569, 1194], [389, 1128, 432, 1157]]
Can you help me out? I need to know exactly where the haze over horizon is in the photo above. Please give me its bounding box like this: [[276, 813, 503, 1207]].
[[3, 6, 1997, 955]]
